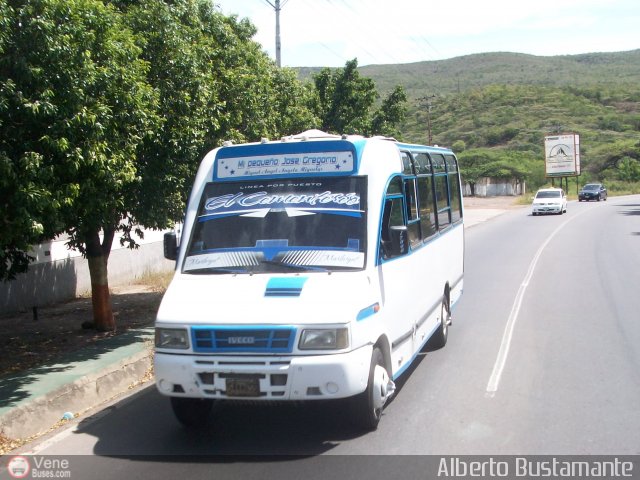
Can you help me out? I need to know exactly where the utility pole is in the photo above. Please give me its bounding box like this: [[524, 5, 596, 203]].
[[419, 95, 436, 145], [264, 0, 288, 67]]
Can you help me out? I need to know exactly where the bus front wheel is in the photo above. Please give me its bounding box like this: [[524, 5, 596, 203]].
[[350, 347, 391, 431]]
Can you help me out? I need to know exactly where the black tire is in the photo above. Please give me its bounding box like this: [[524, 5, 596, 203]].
[[430, 295, 451, 349], [170, 397, 214, 428], [350, 347, 388, 431]]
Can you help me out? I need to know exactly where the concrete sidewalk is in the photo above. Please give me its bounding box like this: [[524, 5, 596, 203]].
[[464, 207, 510, 228], [0, 328, 154, 440], [0, 206, 508, 444]]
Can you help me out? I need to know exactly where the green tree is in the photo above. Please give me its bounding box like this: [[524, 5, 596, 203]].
[[588, 139, 640, 174], [269, 67, 319, 137], [371, 85, 407, 138], [451, 140, 467, 153], [120, 0, 228, 227], [123, 0, 317, 226], [617, 157, 640, 182], [2, 0, 318, 331], [457, 148, 536, 194], [457, 149, 494, 193], [312, 59, 406, 136], [0, 0, 158, 330]]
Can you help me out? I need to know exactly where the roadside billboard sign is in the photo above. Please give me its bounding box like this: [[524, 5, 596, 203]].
[[544, 134, 580, 177]]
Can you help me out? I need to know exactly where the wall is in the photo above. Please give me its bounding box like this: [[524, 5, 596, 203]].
[[0, 230, 175, 315], [463, 177, 525, 197]]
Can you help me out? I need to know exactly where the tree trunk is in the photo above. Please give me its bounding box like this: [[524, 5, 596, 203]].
[[86, 227, 116, 332]]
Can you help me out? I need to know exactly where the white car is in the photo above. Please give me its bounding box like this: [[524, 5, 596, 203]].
[[532, 188, 567, 215]]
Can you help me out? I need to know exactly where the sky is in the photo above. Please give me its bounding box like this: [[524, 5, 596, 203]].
[[215, 0, 640, 68]]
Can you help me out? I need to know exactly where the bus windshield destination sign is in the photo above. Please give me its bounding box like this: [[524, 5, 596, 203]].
[[216, 151, 355, 179]]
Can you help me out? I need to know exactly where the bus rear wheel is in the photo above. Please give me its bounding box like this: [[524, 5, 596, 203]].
[[430, 295, 451, 349]]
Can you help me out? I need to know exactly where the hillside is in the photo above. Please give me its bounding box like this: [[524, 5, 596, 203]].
[[298, 50, 640, 98], [308, 50, 640, 189], [297, 50, 640, 189], [358, 50, 640, 98]]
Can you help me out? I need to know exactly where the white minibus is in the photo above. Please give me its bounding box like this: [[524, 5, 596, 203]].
[[155, 130, 464, 430]]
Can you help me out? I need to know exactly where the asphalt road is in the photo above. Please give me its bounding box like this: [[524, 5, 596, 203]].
[[11, 195, 640, 478]]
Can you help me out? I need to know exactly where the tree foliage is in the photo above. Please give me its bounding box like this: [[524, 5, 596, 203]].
[[120, 0, 319, 228], [371, 85, 408, 138], [312, 59, 407, 136], [2, 0, 404, 331], [0, 0, 158, 293], [457, 148, 542, 191], [0, 0, 319, 329]]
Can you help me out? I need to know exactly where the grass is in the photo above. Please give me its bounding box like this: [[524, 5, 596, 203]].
[[75, 268, 174, 299], [135, 268, 174, 292]]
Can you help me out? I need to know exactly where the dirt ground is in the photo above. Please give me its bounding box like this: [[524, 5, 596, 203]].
[[0, 195, 523, 379], [463, 194, 524, 209], [0, 283, 165, 378]]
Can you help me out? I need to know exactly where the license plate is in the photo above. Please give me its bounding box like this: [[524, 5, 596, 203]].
[[226, 378, 260, 397]]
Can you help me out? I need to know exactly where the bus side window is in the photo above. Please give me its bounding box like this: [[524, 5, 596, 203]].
[[414, 152, 436, 240], [401, 152, 413, 175], [431, 154, 451, 230], [404, 178, 421, 247], [417, 175, 437, 238], [381, 196, 406, 259], [446, 154, 463, 223], [380, 176, 408, 259]]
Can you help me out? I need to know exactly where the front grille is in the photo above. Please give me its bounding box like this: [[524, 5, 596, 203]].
[[191, 326, 297, 353]]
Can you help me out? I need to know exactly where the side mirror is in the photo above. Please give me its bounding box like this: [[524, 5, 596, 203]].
[[164, 231, 178, 261], [389, 226, 409, 257]]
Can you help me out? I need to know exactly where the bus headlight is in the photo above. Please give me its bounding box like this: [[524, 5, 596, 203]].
[[155, 328, 190, 349], [299, 328, 349, 350]]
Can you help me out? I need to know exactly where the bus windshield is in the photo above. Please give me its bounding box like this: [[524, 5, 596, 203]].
[[183, 176, 367, 274]]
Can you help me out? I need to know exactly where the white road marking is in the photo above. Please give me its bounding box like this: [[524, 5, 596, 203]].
[[485, 205, 600, 396]]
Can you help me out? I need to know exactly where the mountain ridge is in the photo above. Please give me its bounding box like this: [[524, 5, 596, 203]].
[[297, 49, 640, 97]]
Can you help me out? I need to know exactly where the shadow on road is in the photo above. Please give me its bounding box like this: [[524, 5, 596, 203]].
[[75, 348, 437, 458], [77, 386, 366, 457]]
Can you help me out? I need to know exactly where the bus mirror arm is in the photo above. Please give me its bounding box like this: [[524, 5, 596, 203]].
[[164, 231, 178, 261], [389, 226, 409, 257]]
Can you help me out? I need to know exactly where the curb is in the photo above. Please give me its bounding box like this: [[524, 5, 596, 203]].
[[0, 346, 152, 440]]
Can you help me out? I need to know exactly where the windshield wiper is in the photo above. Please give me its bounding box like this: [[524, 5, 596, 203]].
[[258, 260, 329, 273], [184, 267, 249, 275]]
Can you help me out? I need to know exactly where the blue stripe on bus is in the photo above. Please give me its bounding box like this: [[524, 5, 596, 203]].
[[265, 277, 308, 297]]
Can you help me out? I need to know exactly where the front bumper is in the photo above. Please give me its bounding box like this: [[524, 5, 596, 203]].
[[154, 345, 372, 401], [532, 205, 562, 214], [579, 194, 597, 201]]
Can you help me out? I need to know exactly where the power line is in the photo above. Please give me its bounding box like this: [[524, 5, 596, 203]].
[[259, 0, 441, 67], [339, 0, 439, 64], [291, 0, 402, 65], [330, 0, 404, 64]]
